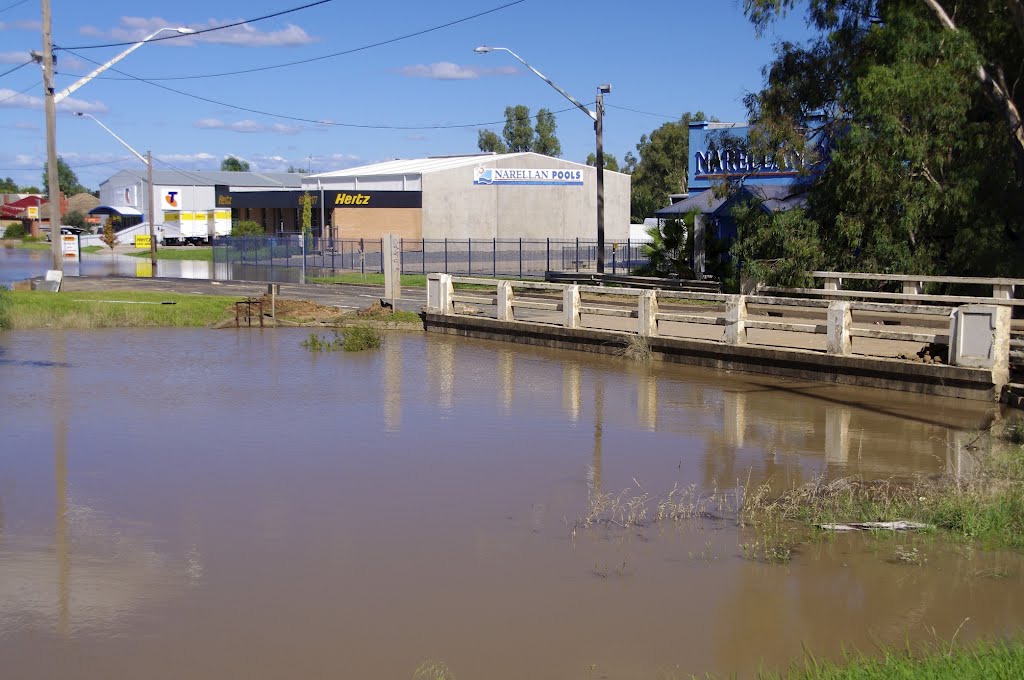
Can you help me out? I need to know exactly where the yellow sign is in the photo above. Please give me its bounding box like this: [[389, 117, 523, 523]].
[[134, 234, 151, 248], [136, 261, 153, 278], [26, 206, 39, 219], [334, 193, 370, 206], [214, 210, 231, 221], [217, 195, 232, 206]]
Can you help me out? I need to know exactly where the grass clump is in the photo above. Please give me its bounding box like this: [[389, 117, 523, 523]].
[[618, 335, 653, 362], [127, 247, 213, 261], [758, 638, 1024, 679], [412, 660, 456, 680], [301, 325, 381, 352], [5, 290, 243, 329]]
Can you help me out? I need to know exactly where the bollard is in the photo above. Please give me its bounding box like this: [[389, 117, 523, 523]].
[[638, 290, 658, 337], [724, 295, 747, 345], [563, 285, 581, 329], [826, 301, 852, 355], [426, 273, 454, 315], [497, 281, 514, 322]]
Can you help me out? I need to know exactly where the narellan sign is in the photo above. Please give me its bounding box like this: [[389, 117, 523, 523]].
[[473, 167, 584, 186]]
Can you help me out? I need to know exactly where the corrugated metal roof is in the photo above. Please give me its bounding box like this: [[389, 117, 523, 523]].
[[106, 169, 303, 188], [307, 153, 536, 179]]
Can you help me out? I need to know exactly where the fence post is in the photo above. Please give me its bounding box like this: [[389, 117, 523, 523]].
[[468, 238, 472, 275], [497, 280, 514, 321], [638, 290, 658, 337], [823, 275, 841, 291], [902, 280, 922, 296], [422, 237, 426, 276], [492, 237, 496, 277], [563, 284, 581, 329], [546, 238, 550, 273], [519, 237, 522, 279], [724, 295, 747, 345], [826, 301, 853, 355], [575, 238, 580, 273], [444, 238, 448, 274]]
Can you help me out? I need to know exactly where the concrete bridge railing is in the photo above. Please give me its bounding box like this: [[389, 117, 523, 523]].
[[426, 273, 1015, 391]]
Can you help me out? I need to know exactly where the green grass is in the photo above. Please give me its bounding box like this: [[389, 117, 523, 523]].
[[6, 290, 241, 328], [301, 325, 382, 352], [8, 240, 52, 250], [758, 639, 1024, 679], [388, 310, 423, 324], [80, 245, 104, 253], [309, 273, 428, 287], [126, 247, 213, 261], [0, 287, 10, 330]]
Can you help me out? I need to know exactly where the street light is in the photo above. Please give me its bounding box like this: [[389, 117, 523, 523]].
[[475, 45, 610, 272], [35, 22, 192, 270], [73, 113, 157, 271]]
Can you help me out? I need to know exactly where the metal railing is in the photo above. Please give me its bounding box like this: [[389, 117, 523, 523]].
[[211, 236, 652, 281]]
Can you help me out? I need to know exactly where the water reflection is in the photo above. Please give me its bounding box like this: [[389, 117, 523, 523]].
[[561, 362, 582, 423], [384, 336, 402, 432]]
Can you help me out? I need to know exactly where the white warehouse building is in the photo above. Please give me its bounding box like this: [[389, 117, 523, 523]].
[[302, 152, 631, 242]]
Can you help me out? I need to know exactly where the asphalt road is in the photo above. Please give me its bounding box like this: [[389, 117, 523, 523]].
[[62, 276, 428, 313]]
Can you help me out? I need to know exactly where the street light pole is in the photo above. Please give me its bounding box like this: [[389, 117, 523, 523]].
[[73, 112, 156, 272], [475, 46, 610, 273]]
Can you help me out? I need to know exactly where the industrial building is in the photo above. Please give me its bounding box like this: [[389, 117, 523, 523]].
[[302, 152, 631, 242]]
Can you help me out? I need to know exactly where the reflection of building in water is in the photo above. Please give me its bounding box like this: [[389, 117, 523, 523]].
[[824, 406, 852, 465], [383, 336, 403, 431], [589, 379, 604, 494], [562, 363, 582, 423], [637, 373, 658, 431], [498, 349, 515, 414], [54, 333, 70, 636], [425, 338, 456, 412], [946, 429, 981, 477]]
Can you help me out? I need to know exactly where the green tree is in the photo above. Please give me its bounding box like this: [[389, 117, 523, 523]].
[[627, 112, 710, 222], [634, 213, 694, 278], [230, 220, 264, 236], [100, 216, 119, 252], [739, 0, 1024, 279], [533, 108, 561, 157], [0, 176, 18, 193], [286, 165, 309, 174], [220, 156, 250, 172], [502, 105, 534, 152], [477, 129, 507, 153], [64, 210, 88, 229], [19, 185, 41, 194], [299, 192, 313, 234], [42, 156, 87, 197], [586, 153, 620, 172]]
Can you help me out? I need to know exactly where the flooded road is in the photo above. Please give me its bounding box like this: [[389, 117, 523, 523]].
[[0, 329, 1021, 679]]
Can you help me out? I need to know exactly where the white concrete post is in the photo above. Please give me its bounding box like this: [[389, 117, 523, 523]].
[[902, 280, 923, 296], [426, 273, 454, 315], [497, 280, 514, 322], [993, 283, 1013, 300], [563, 285, 581, 329], [383, 233, 402, 306], [724, 295, 747, 345], [823, 276, 841, 291], [948, 304, 1012, 391], [638, 290, 658, 337], [826, 301, 853, 355]]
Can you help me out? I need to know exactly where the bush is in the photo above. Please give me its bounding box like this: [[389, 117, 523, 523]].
[[231, 220, 264, 237], [64, 210, 88, 229], [3, 221, 28, 239]]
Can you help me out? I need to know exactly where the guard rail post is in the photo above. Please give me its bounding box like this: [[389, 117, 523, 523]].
[[725, 295, 747, 345], [563, 285, 581, 329], [638, 290, 658, 337], [497, 281, 515, 322], [827, 301, 853, 355], [426, 273, 454, 315]]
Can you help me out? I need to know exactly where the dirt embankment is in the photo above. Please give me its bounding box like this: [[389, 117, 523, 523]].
[[219, 296, 422, 330]]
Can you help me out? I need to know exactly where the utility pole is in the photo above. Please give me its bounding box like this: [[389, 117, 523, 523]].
[[147, 150, 157, 273], [595, 87, 606, 274], [41, 0, 62, 271]]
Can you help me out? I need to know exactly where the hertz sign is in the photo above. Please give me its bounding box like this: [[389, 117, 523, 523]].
[[327, 191, 421, 209]]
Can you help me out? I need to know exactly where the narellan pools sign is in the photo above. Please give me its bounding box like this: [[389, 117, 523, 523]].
[[473, 167, 584, 186]]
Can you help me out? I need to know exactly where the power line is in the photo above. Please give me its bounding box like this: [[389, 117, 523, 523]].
[[62, 48, 588, 130], [0, 79, 39, 104], [0, 0, 30, 14], [57, 0, 336, 51], [56, 0, 528, 82], [606, 104, 682, 119], [0, 157, 137, 172], [0, 59, 33, 80]]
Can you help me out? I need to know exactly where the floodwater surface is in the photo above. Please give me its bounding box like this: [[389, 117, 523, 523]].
[[0, 329, 1021, 679]]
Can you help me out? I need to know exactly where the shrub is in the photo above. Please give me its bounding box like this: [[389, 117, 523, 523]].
[[3, 221, 28, 239], [230, 220, 264, 237], [64, 210, 88, 229]]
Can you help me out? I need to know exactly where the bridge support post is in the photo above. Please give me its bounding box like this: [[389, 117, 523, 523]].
[[563, 285, 581, 329], [902, 280, 923, 296], [426, 273, 454, 315], [724, 295, 747, 345], [497, 280, 514, 322], [827, 301, 853, 355], [638, 291, 658, 337]]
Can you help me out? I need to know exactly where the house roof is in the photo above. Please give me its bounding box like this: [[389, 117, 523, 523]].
[[305, 152, 607, 180], [104, 169, 304, 188], [655, 185, 808, 218], [67, 192, 100, 214]]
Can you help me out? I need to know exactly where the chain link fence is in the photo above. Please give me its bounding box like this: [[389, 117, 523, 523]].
[[211, 235, 652, 281]]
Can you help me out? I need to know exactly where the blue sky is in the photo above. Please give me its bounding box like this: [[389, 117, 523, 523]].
[[0, 0, 814, 192]]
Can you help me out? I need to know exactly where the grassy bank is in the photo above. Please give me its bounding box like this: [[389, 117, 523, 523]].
[[309, 272, 427, 287], [759, 639, 1023, 679], [126, 247, 212, 261], [2, 238, 51, 250], [5, 290, 242, 328], [743, 422, 1024, 551]]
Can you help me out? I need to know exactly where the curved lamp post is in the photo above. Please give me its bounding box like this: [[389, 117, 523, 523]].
[[36, 25, 192, 270], [475, 45, 610, 273], [73, 113, 157, 270]]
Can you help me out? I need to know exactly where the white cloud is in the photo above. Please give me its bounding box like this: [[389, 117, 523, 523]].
[[79, 16, 318, 48], [0, 88, 107, 114], [398, 62, 517, 80], [0, 20, 41, 32], [0, 51, 29, 64], [193, 118, 304, 135]]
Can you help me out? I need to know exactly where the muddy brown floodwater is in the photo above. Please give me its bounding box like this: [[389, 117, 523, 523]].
[[0, 328, 1021, 679]]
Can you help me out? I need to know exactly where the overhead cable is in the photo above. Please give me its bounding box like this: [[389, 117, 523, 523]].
[[57, 0, 336, 50], [0, 59, 32, 80], [0, 79, 39, 104], [57, 0, 528, 82], [0, 0, 30, 14]]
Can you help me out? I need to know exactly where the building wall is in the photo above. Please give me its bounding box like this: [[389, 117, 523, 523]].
[[421, 155, 630, 241], [331, 207, 422, 241]]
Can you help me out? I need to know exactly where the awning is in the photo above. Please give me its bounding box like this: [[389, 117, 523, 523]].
[[89, 205, 143, 216]]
